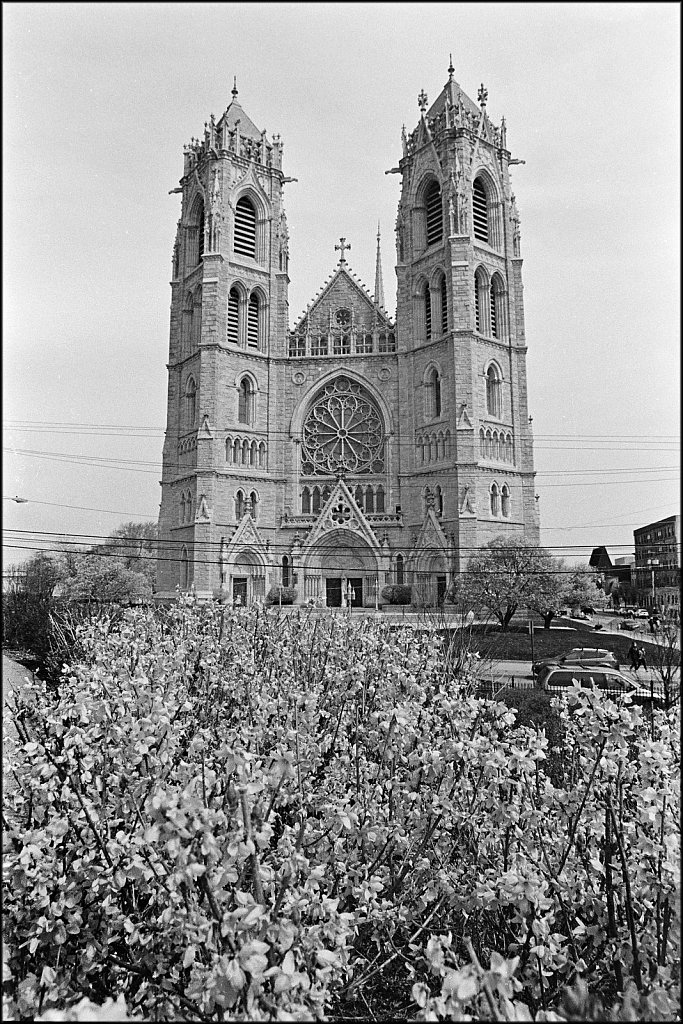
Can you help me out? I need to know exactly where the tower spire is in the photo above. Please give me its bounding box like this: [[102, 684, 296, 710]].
[[374, 222, 385, 310]]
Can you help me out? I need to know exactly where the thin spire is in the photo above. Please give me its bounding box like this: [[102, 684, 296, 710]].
[[231, 76, 238, 101], [374, 222, 385, 310]]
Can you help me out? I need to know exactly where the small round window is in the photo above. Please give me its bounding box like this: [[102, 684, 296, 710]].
[[335, 308, 351, 326]]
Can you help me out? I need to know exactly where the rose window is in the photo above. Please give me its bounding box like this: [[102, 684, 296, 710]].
[[301, 376, 385, 475]]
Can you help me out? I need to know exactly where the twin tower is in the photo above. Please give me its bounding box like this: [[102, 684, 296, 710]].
[[157, 65, 539, 606]]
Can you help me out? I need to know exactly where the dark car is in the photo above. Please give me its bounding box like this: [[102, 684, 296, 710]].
[[619, 620, 640, 631], [536, 666, 664, 707], [532, 647, 620, 676]]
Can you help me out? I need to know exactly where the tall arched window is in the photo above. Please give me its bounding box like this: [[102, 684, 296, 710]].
[[186, 494, 192, 522], [474, 267, 489, 334], [249, 491, 258, 519], [191, 287, 202, 349], [322, 485, 331, 505], [235, 490, 246, 520], [427, 368, 441, 419], [247, 293, 259, 348], [472, 177, 489, 244], [282, 555, 291, 587], [250, 440, 258, 466], [365, 485, 374, 513], [425, 180, 443, 247], [490, 483, 500, 517], [234, 195, 256, 258], [188, 196, 205, 266], [501, 484, 510, 518], [241, 439, 249, 465], [486, 364, 502, 418], [396, 553, 404, 585], [355, 485, 364, 509], [238, 378, 254, 424], [424, 282, 432, 341], [183, 291, 194, 357], [179, 494, 186, 524], [435, 485, 444, 518], [185, 377, 197, 428], [181, 546, 190, 589], [312, 487, 321, 514], [232, 438, 240, 464], [490, 274, 505, 340], [258, 441, 266, 468], [227, 287, 240, 344], [302, 487, 311, 514], [439, 273, 448, 335]]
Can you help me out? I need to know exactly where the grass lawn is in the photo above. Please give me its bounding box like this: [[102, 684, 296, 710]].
[[441, 619, 667, 664]]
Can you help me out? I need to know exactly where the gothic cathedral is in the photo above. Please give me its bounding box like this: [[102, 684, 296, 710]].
[[157, 64, 540, 606]]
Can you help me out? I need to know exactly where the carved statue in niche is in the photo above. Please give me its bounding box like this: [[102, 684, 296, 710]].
[[208, 168, 222, 252], [511, 193, 521, 256], [455, 156, 468, 234]]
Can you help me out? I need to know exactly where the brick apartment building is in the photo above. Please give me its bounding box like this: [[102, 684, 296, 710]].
[[634, 514, 681, 618], [156, 65, 539, 605]]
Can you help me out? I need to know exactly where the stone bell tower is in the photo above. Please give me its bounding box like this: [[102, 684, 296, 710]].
[[157, 80, 292, 597], [393, 57, 539, 577]]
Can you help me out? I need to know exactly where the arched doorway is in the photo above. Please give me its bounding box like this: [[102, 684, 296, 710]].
[[413, 553, 448, 607], [304, 530, 379, 607], [229, 548, 266, 605]]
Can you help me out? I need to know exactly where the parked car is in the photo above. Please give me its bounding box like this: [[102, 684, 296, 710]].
[[536, 666, 664, 707], [532, 647, 620, 676], [635, 609, 650, 618], [619, 619, 640, 631]]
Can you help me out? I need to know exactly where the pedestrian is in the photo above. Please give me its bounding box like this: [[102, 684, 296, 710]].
[[637, 645, 648, 671], [627, 640, 639, 671]]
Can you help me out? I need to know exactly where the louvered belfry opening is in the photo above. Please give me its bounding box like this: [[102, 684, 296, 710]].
[[440, 275, 448, 334], [425, 180, 443, 247], [490, 284, 497, 338], [475, 275, 482, 333], [247, 294, 259, 347], [473, 178, 489, 243], [424, 285, 432, 340], [227, 288, 239, 344], [234, 196, 257, 258]]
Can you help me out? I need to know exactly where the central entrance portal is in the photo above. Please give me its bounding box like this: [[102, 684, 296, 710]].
[[325, 577, 364, 607]]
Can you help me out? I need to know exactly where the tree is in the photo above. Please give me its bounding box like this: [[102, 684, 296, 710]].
[[648, 617, 681, 706], [2, 552, 64, 656], [59, 553, 152, 603], [451, 536, 555, 631], [94, 521, 157, 590], [529, 564, 605, 630]]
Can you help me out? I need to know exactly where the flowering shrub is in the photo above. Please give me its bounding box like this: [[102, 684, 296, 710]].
[[3, 598, 679, 1020], [380, 583, 412, 604], [265, 585, 298, 605]]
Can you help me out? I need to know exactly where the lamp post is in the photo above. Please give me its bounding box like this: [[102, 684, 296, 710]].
[[647, 558, 659, 612]]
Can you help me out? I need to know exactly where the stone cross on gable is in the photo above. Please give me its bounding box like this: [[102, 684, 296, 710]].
[[418, 89, 428, 113], [335, 237, 350, 264], [478, 83, 488, 109]]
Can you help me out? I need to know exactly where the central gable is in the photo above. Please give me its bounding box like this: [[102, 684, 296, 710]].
[[293, 265, 394, 334]]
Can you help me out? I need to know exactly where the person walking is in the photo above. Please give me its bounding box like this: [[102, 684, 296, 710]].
[[637, 645, 648, 672], [627, 640, 640, 671]]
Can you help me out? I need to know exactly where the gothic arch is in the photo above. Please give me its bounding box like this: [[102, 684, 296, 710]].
[[471, 168, 502, 249], [490, 271, 507, 340], [290, 368, 394, 439]]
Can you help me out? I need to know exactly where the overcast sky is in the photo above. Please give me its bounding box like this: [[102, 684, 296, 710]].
[[3, 2, 680, 572]]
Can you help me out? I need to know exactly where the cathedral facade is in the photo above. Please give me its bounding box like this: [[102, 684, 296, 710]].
[[157, 65, 540, 606]]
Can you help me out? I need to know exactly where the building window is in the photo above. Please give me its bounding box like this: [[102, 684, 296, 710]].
[[238, 378, 255, 424], [312, 334, 328, 356], [258, 441, 266, 468], [188, 196, 204, 267], [474, 268, 489, 334], [472, 177, 489, 244], [486, 364, 502, 418], [490, 483, 500, 517], [365, 485, 374, 513], [501, 484, 510, 518], [235, 490, 246, 520], [250, 490, 258, 519], [396, 553, 404, 585], [234, 195, 256, 259], [426, 368, 441, 419], [301, 487, 311, 514], [379, 331, 396, 352], [179, 493, 186, 524], [354, 485, 364, 509], [424, 283, 432, 341], [282, 555, 291, 587], [490, 274, 505, 340], [439, 273, 448, 335], [289, 333, 306, 357], [312, 486, 321, 514], [425, 180, 443, 247], [227, 288, 240, 344], [181, 545, 190, 589], [185, 377, 197, 427], [247, 293, 260, 348], [435, 485, 444, 518]]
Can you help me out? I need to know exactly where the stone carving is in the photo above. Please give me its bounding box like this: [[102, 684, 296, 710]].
[[511, 193, 521, 256]]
